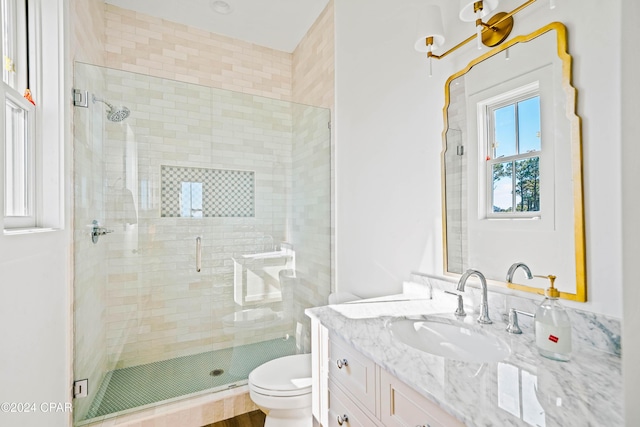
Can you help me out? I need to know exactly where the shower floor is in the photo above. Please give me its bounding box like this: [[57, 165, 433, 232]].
[[84, 337, 296, 421]]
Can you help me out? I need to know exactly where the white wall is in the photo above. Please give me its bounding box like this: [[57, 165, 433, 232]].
[[621, 0, 640, 424], [0, 1, 71, 427], [335, 0, 623, 318]]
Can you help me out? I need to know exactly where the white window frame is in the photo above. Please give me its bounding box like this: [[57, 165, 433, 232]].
[[1, 0, 62, 233], [1, 0, 27, 91], [477, 82, 542, 220], [4, 88, 36, 228], [1, 0, 36, 230]]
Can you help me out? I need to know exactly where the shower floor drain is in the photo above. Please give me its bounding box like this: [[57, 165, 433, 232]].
[[210, 369, 224, 377]]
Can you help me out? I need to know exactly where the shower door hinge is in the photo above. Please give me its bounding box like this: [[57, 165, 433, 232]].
[[73, 379, 88, 399], [328, 121, 331, 130], [456, 145, 464, 156], [73, 89, 89, 108]]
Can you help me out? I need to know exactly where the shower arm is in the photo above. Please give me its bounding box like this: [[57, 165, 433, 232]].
[[92, 95, 114, 109]]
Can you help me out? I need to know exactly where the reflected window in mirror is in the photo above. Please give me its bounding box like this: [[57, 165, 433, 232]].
[[483, 86, 541, 218]]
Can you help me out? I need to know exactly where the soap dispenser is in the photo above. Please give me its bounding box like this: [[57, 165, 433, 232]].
[[534, 275, 572, 361]]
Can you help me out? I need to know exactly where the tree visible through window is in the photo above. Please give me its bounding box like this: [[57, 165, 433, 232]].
[[488, 95, 541, 215]]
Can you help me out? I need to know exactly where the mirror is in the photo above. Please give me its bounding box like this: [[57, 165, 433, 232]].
[[442, 23, 586, 301]]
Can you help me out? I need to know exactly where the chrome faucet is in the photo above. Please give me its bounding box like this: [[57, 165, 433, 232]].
[[457, 269, 492, 324], [506, 262, 533, 283]]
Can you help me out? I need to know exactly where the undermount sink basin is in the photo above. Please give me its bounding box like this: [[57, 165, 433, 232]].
[[387, 317, 510, 363]]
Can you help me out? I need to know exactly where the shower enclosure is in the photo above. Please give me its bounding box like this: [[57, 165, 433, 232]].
[[72, 63, 331, 425]]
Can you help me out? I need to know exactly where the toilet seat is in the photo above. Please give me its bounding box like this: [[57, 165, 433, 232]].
[[249, 354, 312, 397]]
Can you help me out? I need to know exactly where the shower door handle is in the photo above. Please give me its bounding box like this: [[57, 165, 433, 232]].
[[196, 237, 202, 272], [91, 220, 113, 244]]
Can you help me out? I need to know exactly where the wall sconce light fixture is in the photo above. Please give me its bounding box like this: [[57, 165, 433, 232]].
[[416, 0, 554, 75], [414, 5, 446, 77]]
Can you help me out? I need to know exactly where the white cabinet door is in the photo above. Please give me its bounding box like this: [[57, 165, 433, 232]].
[[329, 335, 378, 416], [328, 380, 381, 427], [379, 369, 466, 427]]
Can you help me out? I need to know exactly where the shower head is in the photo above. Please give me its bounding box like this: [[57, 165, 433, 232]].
[[92, 95, 130, 122]]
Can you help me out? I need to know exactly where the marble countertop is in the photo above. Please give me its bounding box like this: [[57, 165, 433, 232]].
[[306, 292, 622, 427]]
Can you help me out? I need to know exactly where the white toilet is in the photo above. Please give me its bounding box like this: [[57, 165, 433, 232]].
[[248, 353, 312, 427]]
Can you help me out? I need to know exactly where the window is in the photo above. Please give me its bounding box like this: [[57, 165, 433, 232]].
[[180, 182, 203, 217], [485, 90, 541, 217], [2, 0, 37, 229], [4, 93, 35, 222]]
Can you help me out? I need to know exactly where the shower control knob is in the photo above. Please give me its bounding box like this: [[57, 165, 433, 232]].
[[336, 358, 348, 369], [337, 414, 349, 425]]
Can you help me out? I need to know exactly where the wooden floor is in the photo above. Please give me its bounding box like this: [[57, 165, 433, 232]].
[[204, 410, 265, 427]]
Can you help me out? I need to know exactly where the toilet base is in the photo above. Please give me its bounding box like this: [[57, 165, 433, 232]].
[[260, 407, 312, 427]]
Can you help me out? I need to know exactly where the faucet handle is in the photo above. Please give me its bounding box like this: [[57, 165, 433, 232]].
[[506, 308, 534, 334], [506, 308, 522, 334], [444, 291, 466, 317]]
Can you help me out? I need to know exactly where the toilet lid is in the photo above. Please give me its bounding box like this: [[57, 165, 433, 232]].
[[249, 354, 312, 397]]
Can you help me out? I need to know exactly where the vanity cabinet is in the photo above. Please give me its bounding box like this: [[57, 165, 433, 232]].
[[379, 369, 465, 427], [319, 329, 465, 427]]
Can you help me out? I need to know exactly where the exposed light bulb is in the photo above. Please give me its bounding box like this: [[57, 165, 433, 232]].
[[505, 48, 510, 60], [550, 0, 556, 9], [429, 56, 433, 77]]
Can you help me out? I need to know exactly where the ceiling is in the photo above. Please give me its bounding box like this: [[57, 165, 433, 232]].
[[104, 0, 330, 53]]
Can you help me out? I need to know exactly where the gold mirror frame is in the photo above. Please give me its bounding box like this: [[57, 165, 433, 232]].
[[441, 22, 586, 302]]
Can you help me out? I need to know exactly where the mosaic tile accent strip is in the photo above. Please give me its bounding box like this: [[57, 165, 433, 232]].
[[84, 338, 296, 420], [161, 165, 255, 218]]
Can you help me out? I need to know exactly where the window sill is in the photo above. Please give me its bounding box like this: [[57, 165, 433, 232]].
[[4, 227, 59, 236]]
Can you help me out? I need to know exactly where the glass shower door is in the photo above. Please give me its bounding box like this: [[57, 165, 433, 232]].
[[73, 62, 331, 425]]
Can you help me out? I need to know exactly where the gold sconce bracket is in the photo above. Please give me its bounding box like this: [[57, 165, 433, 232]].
[[481, 12, 514, 47]]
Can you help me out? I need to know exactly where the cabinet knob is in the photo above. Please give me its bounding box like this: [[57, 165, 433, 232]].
[[336, 358, 348, 369], [337, 414, 349, 425]]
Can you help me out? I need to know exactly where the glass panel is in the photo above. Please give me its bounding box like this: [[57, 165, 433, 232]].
[[444, 127, 467, 274], [518, 96, 541, 153], [4, 98, 29, 216], [492, 161, 513, 212], [1, 0, 16, 88], [73, 63, 331, 424], [515, 157, 540, 212], [493, 104, 516, 158]]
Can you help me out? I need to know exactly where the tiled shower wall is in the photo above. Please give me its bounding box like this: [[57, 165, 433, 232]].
[[69, 0, 105, 66], [104, 4, 292, 101], [292, 0, 336, 302], [291, 104, 332, 344], [91, 2, 335, 369], [292, 0, 335, 110], [97, 65, 299, 368]]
